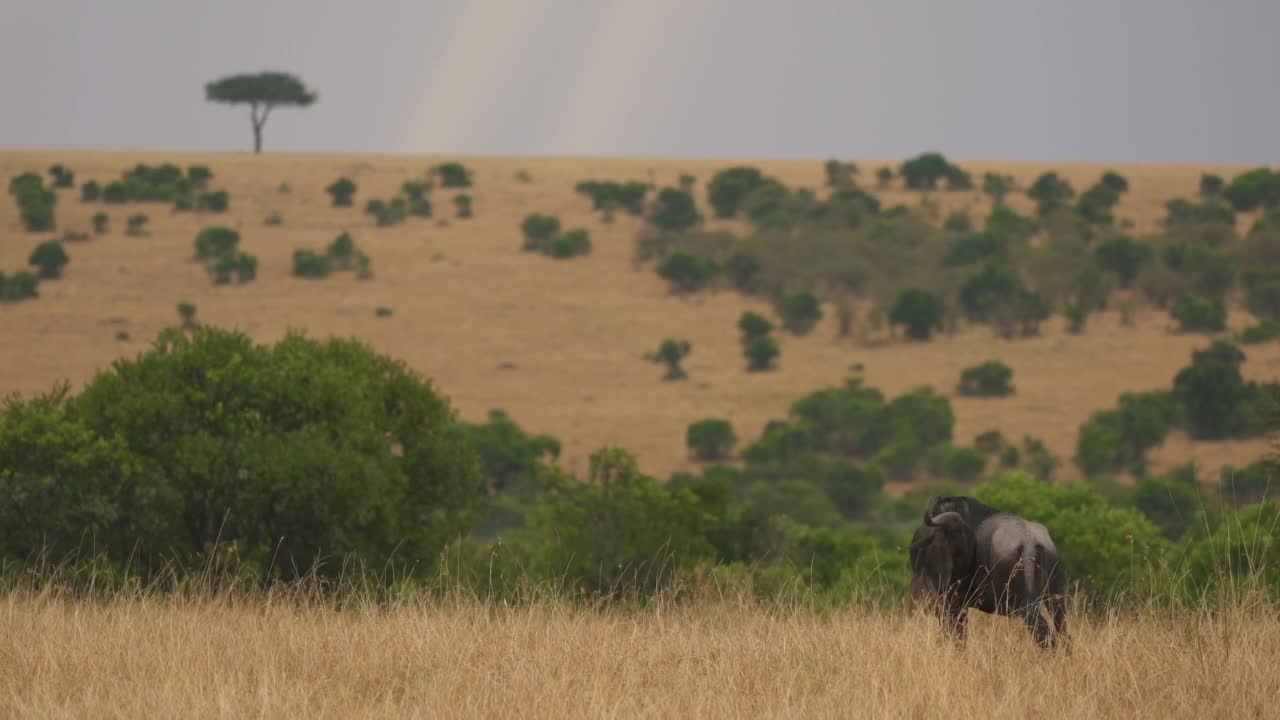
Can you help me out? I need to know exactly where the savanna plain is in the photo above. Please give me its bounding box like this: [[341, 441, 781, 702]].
[[2, 150, 1279, 718]]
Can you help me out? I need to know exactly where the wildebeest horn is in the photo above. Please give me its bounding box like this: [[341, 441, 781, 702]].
[[925, 511, 965, 530]]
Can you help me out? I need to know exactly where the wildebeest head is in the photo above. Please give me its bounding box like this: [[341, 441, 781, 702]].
[[909, 510, 977, 599]]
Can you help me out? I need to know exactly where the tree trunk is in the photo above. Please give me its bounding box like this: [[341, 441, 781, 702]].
[[253, 123, 262, 154]]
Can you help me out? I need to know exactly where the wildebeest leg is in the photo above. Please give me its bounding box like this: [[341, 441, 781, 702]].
[[1020, 545, 1054, 650], [1048, 593, 1070, 652]]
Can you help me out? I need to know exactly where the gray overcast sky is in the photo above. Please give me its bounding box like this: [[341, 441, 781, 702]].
[[1, 0, 1277, 163]]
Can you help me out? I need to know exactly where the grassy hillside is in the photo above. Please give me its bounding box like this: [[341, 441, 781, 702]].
[[1, 150, 1276, 487]]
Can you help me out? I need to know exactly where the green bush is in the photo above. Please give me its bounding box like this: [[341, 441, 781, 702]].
[[125, 213, 149, 236], [0, 325, 484, 579], [196, 190, 229, 212], [28, 241, 69, 279], [927, 444, 987, 482], [401, 179, 432, 201], [10, 172, 57, 232], [738, 311, 774, 342], [1132, 475, 1201, 540], [707, 166, 766, 218], [898, 152, 954, 190], [743, 335, 780, 372], [1199, 173, 1224, 198], [974, 429, 1006, 454], [985, 205, 1038, 243], [0, 271, 41, 302], [187, 166, 213, 189], [959, 260, 1023, 321], [1172, 341, 1276, 440], [1075, 391, 1178, 475], [649, 187, 701, 231], [454, 194, 473, 219], [647, 338, 692, 381], [292, 249, 333, 278], [177, 302, 197, 327], [958, 361, 1014, 397], [102, 181, 129, 204], [888, 287, 945, 340], [824, 159, 856, 187], [365, 197, 407, 226], [1222, 167, 1280, 212], [981, 172, 1015, 204], [48, 164, 75, 188], [942, 232, 1007, 267], [658, 251, 717, 292], [545, 229, 591, 259], [81, 180, 101, 202], [875, 167, 893, 189], [574, 180, 649, 216], [774, 290, 823, 335], [520, 213, 561, 251], [326, 177, 357, 206], [1240, 320, 1278, 344], [1171, 293, 1227, 332], [1245, 274, 1280, 323], [687, 418, 738, 461], [943, 211, 972, 232], [194, 227, 240, 261], [435, 162, 473, 188], [1093, 235, 1153, 288], [1026, 171, 1075, 215], [327, 231, 356, 268], [92, 211, 109, 235]]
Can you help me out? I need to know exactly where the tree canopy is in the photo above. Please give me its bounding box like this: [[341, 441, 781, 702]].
[[205, 72, 318, 154]]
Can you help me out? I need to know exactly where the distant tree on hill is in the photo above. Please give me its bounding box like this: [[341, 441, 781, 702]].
[[889, 288, 945, 340], [205, 72, 318, 154]]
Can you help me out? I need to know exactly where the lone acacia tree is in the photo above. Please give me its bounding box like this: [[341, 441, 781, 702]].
[[205, 72, 317, 154]]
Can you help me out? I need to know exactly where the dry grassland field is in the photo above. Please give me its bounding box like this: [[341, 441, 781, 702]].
[[1, 151, 1277, 487], [2, 590, 1277, 719]]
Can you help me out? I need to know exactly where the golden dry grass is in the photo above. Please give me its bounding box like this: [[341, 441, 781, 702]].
[[2, 589, 1276, 719], [2, 150, 1277, 486]]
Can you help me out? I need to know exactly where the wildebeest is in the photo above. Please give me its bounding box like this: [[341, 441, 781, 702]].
[[908, 495, 1069, 650]]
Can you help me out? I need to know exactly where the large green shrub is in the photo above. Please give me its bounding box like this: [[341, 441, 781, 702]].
[[707, 166, 767, 218], [1075, 391, 1178, 475], [13, 326, 483, 579], [0, 271, 41, 302], [1026, 172, 1075, 215], [435, 162, 473, 188], [647, 338, 692, 381], [326, 177, 357, 206], [1171, 293, 1227, 332], [687, 418, 737, 461], [575, 180, 648, 216], [545, 229, 591, 259], [888, 287, 945, 340], [658, 251, 717, 292], [28, 241, 69, 279], [9, 172, 56, 232], [958, 361, 1014, 397], [649, 187, 701, 231], [194, 226, 240, 261], [1093, 235, 1153, 288], [292, 249, 332, 278], [520, 213, 561, 251], [774, 290, 823, 335], [1222, 168, 1280, 212]]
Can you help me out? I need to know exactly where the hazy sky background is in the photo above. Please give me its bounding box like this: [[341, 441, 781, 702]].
[[1, 0, 1277, 163]]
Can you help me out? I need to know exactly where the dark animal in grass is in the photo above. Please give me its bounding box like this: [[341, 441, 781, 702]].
[[908, 495, 1070, 651]]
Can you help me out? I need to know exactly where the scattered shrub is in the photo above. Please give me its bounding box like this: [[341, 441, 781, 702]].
[[958, 361, 1015, 397], [454, 194, 473, 218], [1093, 235, 1153, 288], [365, 197, 407, 226], [974, 429, 1006, 454], [824, 159, 857, 187], [1245, 273, 1280, 323], [875, 167, 893, 189], [927, 445, 987, 482], [1171, 293, 1227, 332], [28, 241, 69, 279], [521, 213, 562, 251], [81, 180, 101, 202], [943, 211, 972, 232], [101, 181, 129, 204], [899, 152, 960, 191], [10, 172, 56, 232], [743, 335, 780, 372], [187, 166, 213, 189], [292, 249, 332, 278], [48, 164, 75, 188], [686, 419, 737, 461], [942, 231, 1007, 267], [194, 227, 240, 261], [647, 339, 692, 381], [1199, 173, 1224, 198], [658, 251, 717, 292], [649, 187, 701, 231], [177, 302, 197, 328], [515, 170, 533, 183], [326, 177, 357, 207], [1240, 320, 1278, 345], [0, 271, 40, 302], [126, 214, 149, 236], [1223, 167, 1280, 212], [889, 288, 945, 340], [574, 180, 649, 216], [738, 311, 774, 342], [264, 211, 284, 226], [435, 162, 473, 188], [1075, 391, 1178, 475], [1026, 172, 1075, 215], [196, 190, 229, 212], [707, 167, 766, 218], [774, 290, 823, 335], [982, 172, 1015, 204], [92, 212, 109, 235], [544, 229, 591, 259], [328, 231, 356, 268]]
